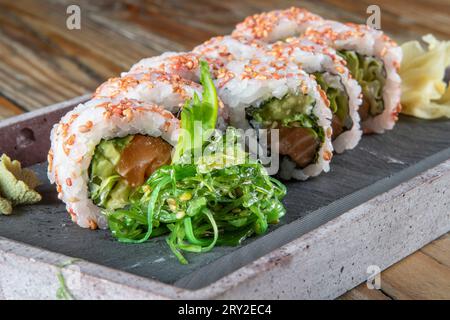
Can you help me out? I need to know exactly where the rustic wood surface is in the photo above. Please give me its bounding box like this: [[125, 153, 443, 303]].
[[0, 0, 449, 300], [340, 234, 450, 300]]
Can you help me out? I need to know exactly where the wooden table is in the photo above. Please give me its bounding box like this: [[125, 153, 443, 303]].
[[0, 0, 449, 300]]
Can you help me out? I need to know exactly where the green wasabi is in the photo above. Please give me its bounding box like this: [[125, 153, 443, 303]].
[[0, 154, 41, 215]]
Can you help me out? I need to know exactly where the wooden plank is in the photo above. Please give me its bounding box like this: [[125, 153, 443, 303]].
[[379, 251, 450, 300], [1, 0, 450, 299], [339, 284, 392, 300], [339, 233, 450, 300], [363, 233, 450, 300], [0, 0, 449, 118], [421, 233, 450, 268], [0, 95, 24, 120]]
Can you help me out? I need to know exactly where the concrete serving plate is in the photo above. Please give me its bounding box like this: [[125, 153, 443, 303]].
[[0, 95, 449, 299]]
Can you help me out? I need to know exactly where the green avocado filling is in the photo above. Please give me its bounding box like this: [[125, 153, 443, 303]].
[[248, 94, 324, 142], [338, 50, 386, 117], [313, 72, 353, 131], [88, 136, 134, 211]]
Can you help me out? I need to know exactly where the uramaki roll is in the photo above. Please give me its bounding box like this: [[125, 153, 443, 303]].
[[232, 7, 402, 133], [194, 37, 333, 180], [194, 35, 361, 154], [48, 98, 179, 229], [105, 65, 229, 130], [267, 38, 362, 153]]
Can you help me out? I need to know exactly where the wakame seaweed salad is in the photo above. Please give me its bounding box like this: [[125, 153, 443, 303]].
[[107, 61, 287, 264]]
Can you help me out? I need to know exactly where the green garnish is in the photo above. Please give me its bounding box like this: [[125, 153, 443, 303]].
[[172, 61, 218, 163], [55, 259, 79, 300], [250, 94, 315, 126], [338, 50, 386, 116], [107, 61, 287, 264]]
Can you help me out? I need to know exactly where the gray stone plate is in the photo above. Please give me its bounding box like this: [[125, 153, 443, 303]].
[[0, 96, 449, 290]]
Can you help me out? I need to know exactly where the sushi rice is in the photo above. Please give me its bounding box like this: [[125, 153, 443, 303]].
[[194, 36, 333, 180], [48, 98, 179, 229], [95, 70, 229, 130], [268, 37, 362, 153], [232, 7, 403, 134], [119, 36, 336, 179]]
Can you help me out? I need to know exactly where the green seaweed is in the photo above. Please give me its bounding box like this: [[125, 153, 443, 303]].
[[107, 62, 287, 264]]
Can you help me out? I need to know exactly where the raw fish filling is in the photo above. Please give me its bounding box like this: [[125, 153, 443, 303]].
[[247, 94, 324, 168]]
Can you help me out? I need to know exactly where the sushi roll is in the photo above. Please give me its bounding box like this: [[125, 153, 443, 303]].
[[232, 7, 323, 43], [267, 38, 362, 153], [125, 52, 201, 81], [48, 98, 179, 229], [195, 35, 360, 153], [232, 7, 403, 134], [196, 42, 333, 180], [222, 60, 333, 180], [94, 70, 229, 130], [106, 61, 287, 264], [303, 23, 402, 134]]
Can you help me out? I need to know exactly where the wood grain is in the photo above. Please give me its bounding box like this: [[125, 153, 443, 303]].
[[338, 284, 392, 300], [0, 0, 449, 119], [339, 234, 450, 300], [380, 251, 450, 300], [421, 233, 450, 268], [0, 0, 449, 300]]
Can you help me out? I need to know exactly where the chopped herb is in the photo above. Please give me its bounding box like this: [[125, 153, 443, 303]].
[[55, 259, 79, 300]]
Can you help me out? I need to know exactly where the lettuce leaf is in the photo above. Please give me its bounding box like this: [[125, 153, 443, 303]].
[[172, 60, 218, 163], [338, 50, 386, 116], [314, 72, 353, 131]]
